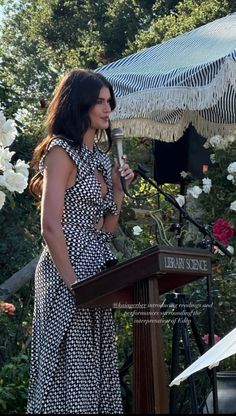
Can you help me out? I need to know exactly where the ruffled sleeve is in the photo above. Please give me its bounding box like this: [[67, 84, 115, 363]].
[[39, 136, 80, 174]]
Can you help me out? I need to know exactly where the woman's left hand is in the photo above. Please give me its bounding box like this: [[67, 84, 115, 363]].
[[112, 156, 135, 193]]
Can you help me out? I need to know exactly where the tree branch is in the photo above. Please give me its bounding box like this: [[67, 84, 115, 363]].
[[0, 227, 136, 297], [0, 256, 39, 295]]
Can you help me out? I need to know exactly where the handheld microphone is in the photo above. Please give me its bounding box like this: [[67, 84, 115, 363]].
[[111, 127, 126, 193], [111, 127, 124, 169]]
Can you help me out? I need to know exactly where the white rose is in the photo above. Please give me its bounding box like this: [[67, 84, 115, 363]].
[[14, 159, 29, 178], [133, 225, 143, 236], [230, 200, 236, 211], [227, 174, 234, 181], [225, 134, 236, 145], [227, 245, 234, 255], [180, 171, 189, 179], [203, 139, 210, 149], [202, 177, 212, 194], [209, 135, 223, 148], [187, 186, 202, 199], [210, 154, 216, 164], [0, 111, 6, 126], [175, 194, 185, 207], [0, 146, 15, 170], [0, 119, 17, 147], [2, 170, 28, 193], [227, 162, 236, 174], [15, 108, 30, 123], [0, 190, 6, 209]]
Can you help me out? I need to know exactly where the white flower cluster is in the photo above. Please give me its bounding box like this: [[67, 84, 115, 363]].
[[179, 132, 236, 212], [187, 185, 203, 199], [204, 134, 236, 150], [0, 110, 29, 209], [175, 194, 185, 207], [187, 178, 212, 198], [175, 178, 212, 207], [230, 201, 236, 211], [132, 225, 143, 236], [227, 162, 236, 184]]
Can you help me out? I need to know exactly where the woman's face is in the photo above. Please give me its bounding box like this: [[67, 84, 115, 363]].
[[88, 86, 112, 130]]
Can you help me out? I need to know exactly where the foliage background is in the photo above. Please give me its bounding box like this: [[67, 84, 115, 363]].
[[0, 0, 236, 413]]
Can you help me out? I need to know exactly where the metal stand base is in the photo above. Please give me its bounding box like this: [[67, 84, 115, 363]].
[[162, 275, 219, 414]]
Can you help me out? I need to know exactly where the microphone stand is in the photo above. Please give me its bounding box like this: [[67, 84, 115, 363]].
[[130, 163, 233, 414], [134, 164, 232, 258]]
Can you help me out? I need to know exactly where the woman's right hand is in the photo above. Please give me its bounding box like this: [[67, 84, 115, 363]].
[[112, 157, 134, 192]]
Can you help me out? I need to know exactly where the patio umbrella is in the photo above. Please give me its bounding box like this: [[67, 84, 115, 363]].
[[96, 13, 236, 141], [169, 327, 236, 387]]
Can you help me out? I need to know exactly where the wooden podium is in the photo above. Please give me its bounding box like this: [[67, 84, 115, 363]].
[[71, 245, 212, 414]]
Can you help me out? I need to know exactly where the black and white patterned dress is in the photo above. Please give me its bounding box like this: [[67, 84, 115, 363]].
[[27, 137, 123, 414]]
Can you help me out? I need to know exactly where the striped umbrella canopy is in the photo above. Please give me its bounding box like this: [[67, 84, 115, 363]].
[[96, 13, 236, 141]]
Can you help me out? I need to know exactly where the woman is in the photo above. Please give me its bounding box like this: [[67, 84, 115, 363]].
[[27, 68, 134, 414]]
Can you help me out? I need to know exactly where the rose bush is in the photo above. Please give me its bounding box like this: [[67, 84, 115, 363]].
[[0, 301, 16, 316], [170, 131, 236, 363], [0, 109, 29, 209], [212, 218, 235, 247], [174, 132, 236, 257]]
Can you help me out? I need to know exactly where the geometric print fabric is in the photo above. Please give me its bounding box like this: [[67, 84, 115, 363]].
[[27, 138, 123, 413]]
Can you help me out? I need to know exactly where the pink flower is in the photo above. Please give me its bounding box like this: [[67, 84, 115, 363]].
[[0, 302, 16, 315], [202, 333, 221, 344], [213, 218, 235, 246]]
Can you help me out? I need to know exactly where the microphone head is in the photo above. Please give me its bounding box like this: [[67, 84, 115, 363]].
[[111, 127, 124, 140]]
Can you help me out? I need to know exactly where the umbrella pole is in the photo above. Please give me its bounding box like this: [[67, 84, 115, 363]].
[[168, 183, 202, 413], [206, 274, 219, 414]]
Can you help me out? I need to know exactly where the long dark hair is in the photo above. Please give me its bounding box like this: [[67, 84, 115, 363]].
[[29, 68, 116, 198]]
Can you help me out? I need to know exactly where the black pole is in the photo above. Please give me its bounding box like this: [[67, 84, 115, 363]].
[[206, 275, 219, 414], [132, 165, 222, 413]]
